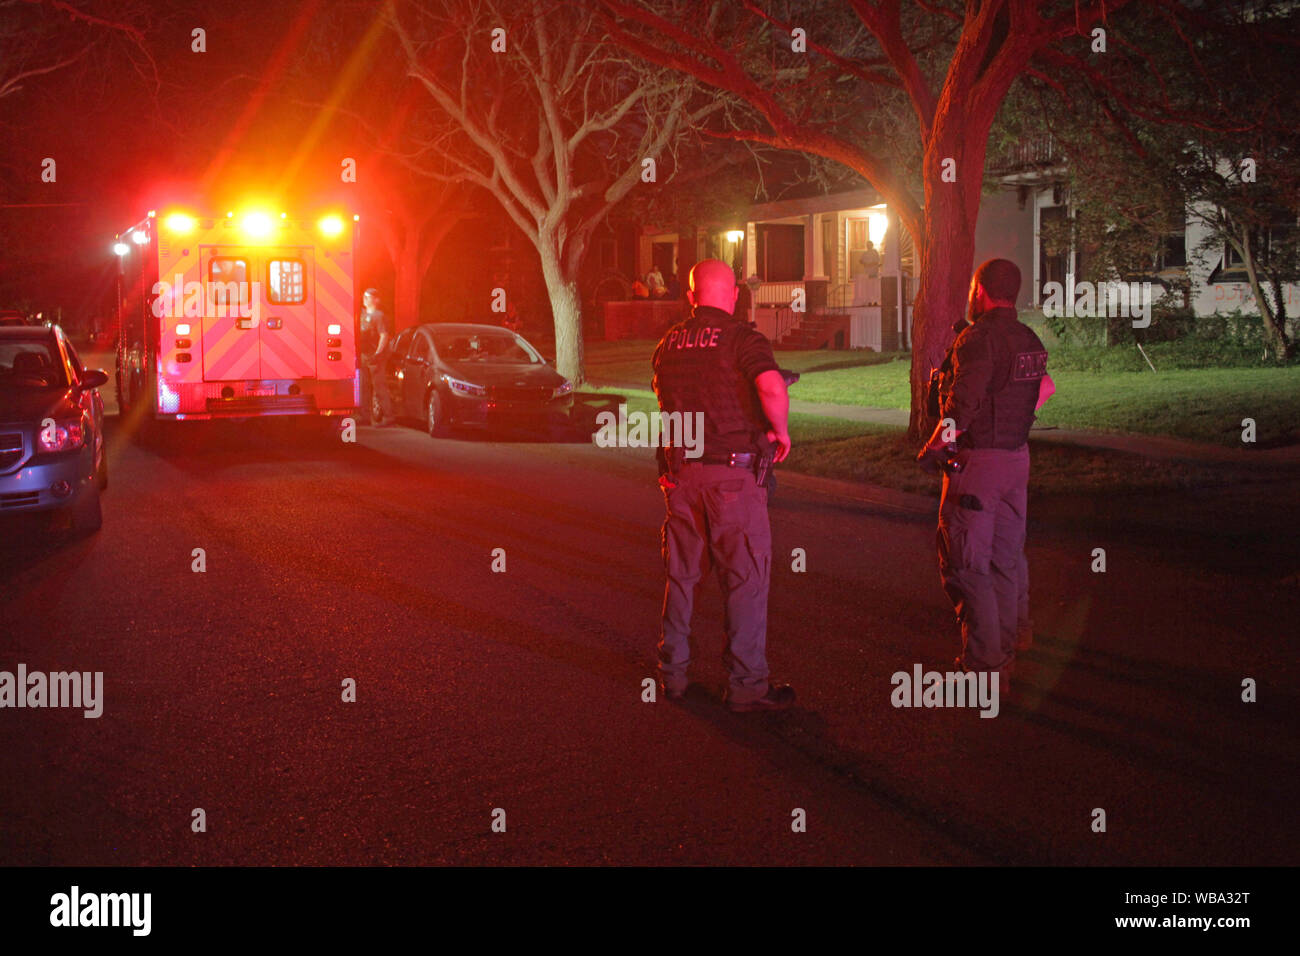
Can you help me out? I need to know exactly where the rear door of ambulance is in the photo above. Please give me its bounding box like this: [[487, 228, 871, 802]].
[[199, 247, 260, 382], [257, 248, 316, 383]]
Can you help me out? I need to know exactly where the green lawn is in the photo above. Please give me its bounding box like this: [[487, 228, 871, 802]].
[[749, 352, 1300, 448], [577, 386, 1289, 495], [785, 427, 1296, 496], [581, 338, 1300, 492]]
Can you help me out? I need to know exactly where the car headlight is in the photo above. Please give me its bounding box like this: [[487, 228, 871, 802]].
[[38, 417, 86, 452], [553, 380, 573, 398], [443, 375, 485, 397]]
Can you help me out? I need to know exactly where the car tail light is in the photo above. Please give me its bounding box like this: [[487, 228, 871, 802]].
[[38, 418, 85, 452]]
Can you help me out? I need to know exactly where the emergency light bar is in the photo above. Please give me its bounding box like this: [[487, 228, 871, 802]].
[[148, 208, 354, 244]]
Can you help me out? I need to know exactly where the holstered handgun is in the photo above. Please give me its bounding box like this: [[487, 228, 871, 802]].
[[753, 437, 776, 490], [926, 368, 942, 419]]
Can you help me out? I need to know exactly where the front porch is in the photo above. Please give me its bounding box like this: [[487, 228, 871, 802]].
[[736, 188, 914, 351]]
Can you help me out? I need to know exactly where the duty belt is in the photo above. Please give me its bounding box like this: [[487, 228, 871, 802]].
[[687, 452, 756, 467]]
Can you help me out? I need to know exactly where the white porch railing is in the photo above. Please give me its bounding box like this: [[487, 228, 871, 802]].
[[753, 281, 805, 306]]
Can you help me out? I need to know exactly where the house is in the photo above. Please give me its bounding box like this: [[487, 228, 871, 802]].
[[617, 136, 1297, 350], [626, 188, 914, 350]]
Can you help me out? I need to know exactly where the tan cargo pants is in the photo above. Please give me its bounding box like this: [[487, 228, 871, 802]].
[[658, 462, 772, 703], [937, 445, 1030, 676]]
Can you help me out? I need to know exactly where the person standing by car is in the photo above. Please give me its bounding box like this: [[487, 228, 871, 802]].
[[651, 258, 795, 712], [359, 288, 392, 425]]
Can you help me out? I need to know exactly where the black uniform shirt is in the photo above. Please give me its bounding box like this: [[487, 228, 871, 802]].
[[359, 308, 388, 356], [940, 306, 1047, 449], [652, 305, 779, 458]]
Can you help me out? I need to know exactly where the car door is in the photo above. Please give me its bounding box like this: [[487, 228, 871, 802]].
[[384, 328, 412, 416], [403, 331, 434, 417]]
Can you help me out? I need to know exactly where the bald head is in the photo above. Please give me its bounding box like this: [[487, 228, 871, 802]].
[[687, 258, 739, 313]]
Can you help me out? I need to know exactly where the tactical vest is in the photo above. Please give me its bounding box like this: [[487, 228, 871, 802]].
[[940, 307, 1047, 449], [653, 307, 767, 458]]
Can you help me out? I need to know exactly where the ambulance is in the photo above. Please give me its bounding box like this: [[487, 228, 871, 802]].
[[113, 207, 359, 422]]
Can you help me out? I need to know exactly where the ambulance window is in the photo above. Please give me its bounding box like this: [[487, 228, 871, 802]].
[[209, 258, 247, 283], [268, 259, 306, 304], [208, 258, 248, 310]]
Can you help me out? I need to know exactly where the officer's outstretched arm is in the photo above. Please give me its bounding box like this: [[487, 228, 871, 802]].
[[754, 369, 791, 462]]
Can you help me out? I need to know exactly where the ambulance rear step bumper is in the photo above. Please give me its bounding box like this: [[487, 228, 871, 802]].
[[205, 395, 318, 415]]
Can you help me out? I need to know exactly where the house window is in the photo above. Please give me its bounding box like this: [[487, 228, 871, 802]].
[[1224, 223, 1295, 271], [1156, 233, 1186, 271], [847, 218, 880, 278], [757, 224, 803, 282]]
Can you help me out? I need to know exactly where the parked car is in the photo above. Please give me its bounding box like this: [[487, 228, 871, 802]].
[[0, 325, 108, 534], [378, 323, 573, 437], [0, 309, 29, 327]]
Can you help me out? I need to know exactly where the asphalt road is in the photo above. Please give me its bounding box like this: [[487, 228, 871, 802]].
[[1, 368, 1297, 866]]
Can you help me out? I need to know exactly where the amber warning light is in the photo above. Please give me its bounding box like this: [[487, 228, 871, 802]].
[[165, 213, 196, 234]]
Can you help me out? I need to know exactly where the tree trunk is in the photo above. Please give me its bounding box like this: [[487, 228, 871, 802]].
[[1239, 228, 1293, 362], [539, 239, 585, 383], [394, 233, 422, 333], [907, 157, 980, 441]]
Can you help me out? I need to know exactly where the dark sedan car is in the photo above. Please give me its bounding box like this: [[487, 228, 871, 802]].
[[378, 323, 573, 437], [0, 325, 108, 534]]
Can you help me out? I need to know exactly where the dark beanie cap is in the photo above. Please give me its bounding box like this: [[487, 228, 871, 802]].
[[973, 258, 1020, 302]]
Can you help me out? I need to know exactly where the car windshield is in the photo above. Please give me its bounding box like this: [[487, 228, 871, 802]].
[[0, 341, 67, 388], [432, 329, 541, 365]]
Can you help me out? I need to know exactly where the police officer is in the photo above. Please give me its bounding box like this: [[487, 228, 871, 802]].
[[652, 258, 795, 712], [359, 288, 392, 425], [917, 258, 1048, 695]]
